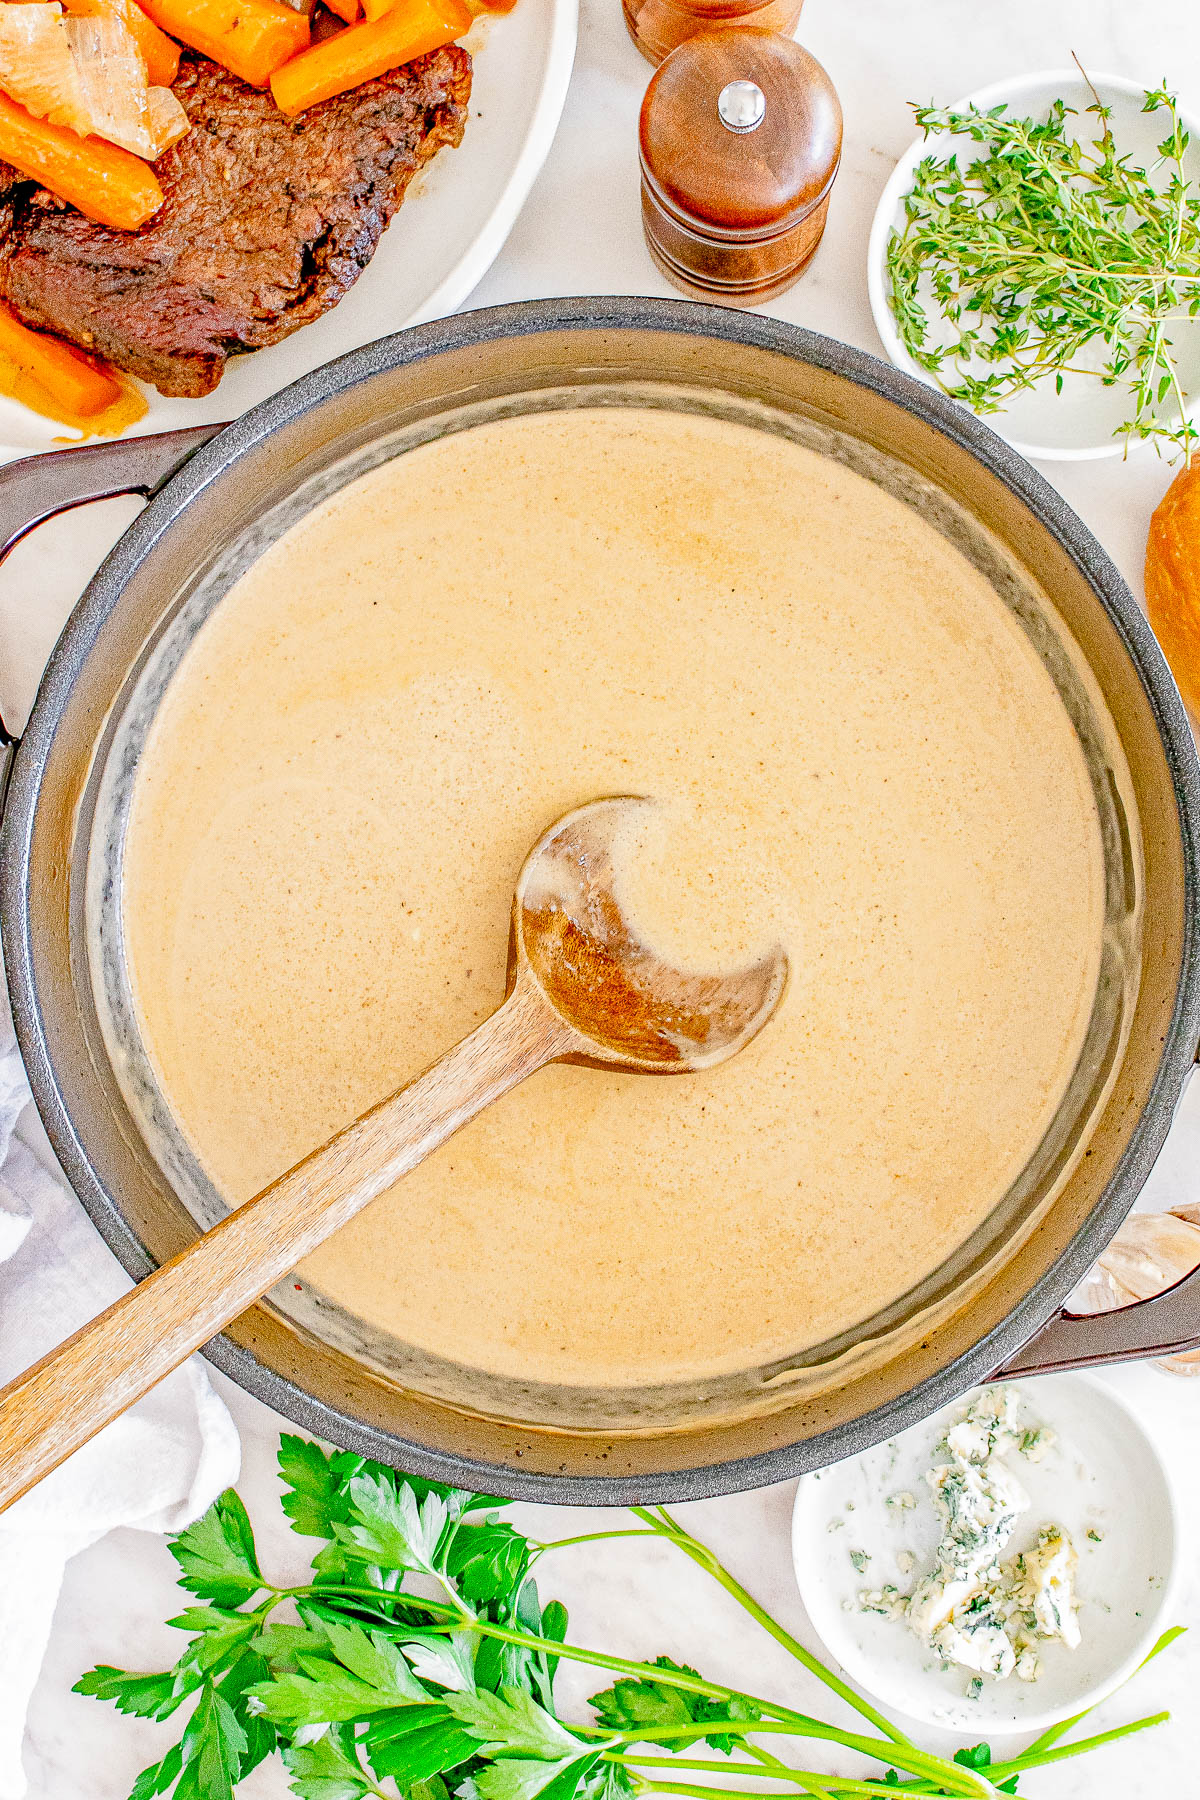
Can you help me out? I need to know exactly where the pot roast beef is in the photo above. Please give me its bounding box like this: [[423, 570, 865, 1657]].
[[0, 47, 472, 397]]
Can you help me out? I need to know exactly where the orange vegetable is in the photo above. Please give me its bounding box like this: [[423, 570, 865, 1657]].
[[1146, 460, 1200, 724], [64, 0, 181, 87], [138, 0, 309, 87], [0, 300, 147, 434], [0, 89, 162, 228], [360, 0, 508, 13], [270, 0, 468, 113], [324, 0, 360, 22]]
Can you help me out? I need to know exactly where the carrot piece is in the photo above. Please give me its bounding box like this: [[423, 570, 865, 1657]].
[[0, 301, 117, 414], [138, 0, 309, 87], [0, 300, 150, 438], [270, 0, 469, 114], [63, 0, 181, 87], [0, 90, 162, 229], [324, 0, 360, 23]]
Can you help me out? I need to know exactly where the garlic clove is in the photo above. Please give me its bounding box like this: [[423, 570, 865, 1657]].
[[1098, 1211, 1200, 1301], [1071, 1208, 1200, 1377], [1067, 1261, 1138, 1316]]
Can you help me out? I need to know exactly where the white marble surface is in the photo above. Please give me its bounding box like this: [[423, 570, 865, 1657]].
[[2, 0, 1199, 1794]]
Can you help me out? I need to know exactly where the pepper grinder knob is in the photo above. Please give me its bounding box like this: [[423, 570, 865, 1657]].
[[717, 79, 766, 132], [639, 29, 842, 307]]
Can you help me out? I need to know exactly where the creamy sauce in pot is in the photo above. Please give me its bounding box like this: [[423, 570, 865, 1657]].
[[121, 408, 1106, 1389]]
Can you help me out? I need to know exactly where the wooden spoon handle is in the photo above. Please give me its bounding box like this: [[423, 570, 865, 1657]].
[[0, 978, 570, 1512]]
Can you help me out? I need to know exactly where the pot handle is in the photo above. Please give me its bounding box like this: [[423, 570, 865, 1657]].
[[0, 423, 224, 567], [1001, 1050, 1200, 1376], [0, 423, 226, 785], [998, 1258, 1200, 1376]]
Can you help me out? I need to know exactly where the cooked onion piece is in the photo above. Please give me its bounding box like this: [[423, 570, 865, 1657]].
[[144, 80, 187, 152], [0, 3, 91, 133], [0, 2, 189, 160], [66, 13, 187, 157]]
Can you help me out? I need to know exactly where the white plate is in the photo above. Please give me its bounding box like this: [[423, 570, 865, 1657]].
[[867, 70, 1200, 460], [0, 0, 577, 457], [791, 1376, 1181, 1735]]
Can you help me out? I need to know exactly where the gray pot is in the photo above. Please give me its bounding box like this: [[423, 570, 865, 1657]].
[[2, 297, 1199, 1504]]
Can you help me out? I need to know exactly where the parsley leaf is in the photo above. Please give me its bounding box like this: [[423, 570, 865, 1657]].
[[474, 1584, 565, 1710], [277, 1436, 362, 1542], [446, 1519, 530, 1607], [171, 1493, 265, 1608], [72, 1665, 180, 1722], [251, 1640, 427, 1729], [168, 1608, 263, 1684], [364, 1704, 482, 1785], [402, 1632, 478, 1695], [323, 1618, 429, 1699], [341, 1475, 451, 1579], [251, 1664, 398, 1729], [178, 1682, 248, 1800], [589, 1658, 759, 1754], [128, 1744, 184, 1800], [218, 1648, 277, 1778], [282, 1724, 373, 1800], [448, 1687, 589, 1760], [581, 1767, 635, 1800], [251, 1613, 432, 1729], [954, 1744, 994, 1769], [471, 1753, 604, 1800]]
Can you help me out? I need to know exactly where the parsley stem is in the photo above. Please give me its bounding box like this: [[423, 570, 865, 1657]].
[[608, 1753, 805, 1779], [290, 1584, 446, 1608], [636, 1782, 804, 1800], [603, 1723, 992, 1798], [295, 1592, 820, 1735], [619, 1760, 844, 1800], [534, 1531, 667, 1555], [745, 1743, 795, 1774], [612, 1753, 877, 1797], [985, 1710, 1170, 1778], [743, 1741, 881, 1800], [630, 1508, 914, 1752], [632, 1777, 957, 1800], [1022, 1626, 1186, 1756], [793, 1777, 838, 1800]]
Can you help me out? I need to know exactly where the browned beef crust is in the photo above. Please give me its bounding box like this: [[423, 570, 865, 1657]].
[[0, 47, 471, 397]]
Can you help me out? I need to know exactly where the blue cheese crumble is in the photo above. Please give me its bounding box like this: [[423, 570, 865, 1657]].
[[858, 1388, 1078, 1685]]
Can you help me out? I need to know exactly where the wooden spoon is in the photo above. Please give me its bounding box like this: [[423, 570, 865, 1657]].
[[0, 797, 787, 1510]]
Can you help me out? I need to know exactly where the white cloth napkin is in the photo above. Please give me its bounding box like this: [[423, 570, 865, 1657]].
[[0, 988, 241, 1800]]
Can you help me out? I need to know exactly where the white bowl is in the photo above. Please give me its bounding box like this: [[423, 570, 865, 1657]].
[[866, 70, 1200, 461], [790, 1375, 1181, 1736]]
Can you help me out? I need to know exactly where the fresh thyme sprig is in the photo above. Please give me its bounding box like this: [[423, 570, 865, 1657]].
[[885, 77, 1200, 459], [75, 1437, 1180, 1800]]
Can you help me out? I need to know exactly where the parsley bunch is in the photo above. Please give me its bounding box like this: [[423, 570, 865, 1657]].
[[77, 1437, 1180, 1800], [885, 76, 1200, 459]]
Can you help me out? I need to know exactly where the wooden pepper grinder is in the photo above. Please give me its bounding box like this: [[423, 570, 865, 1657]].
[[639, 29, 842, 306], [624, 0, 804, 67]]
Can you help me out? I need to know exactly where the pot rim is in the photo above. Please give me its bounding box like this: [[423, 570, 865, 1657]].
[[4, 294, 1200, 1503]]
